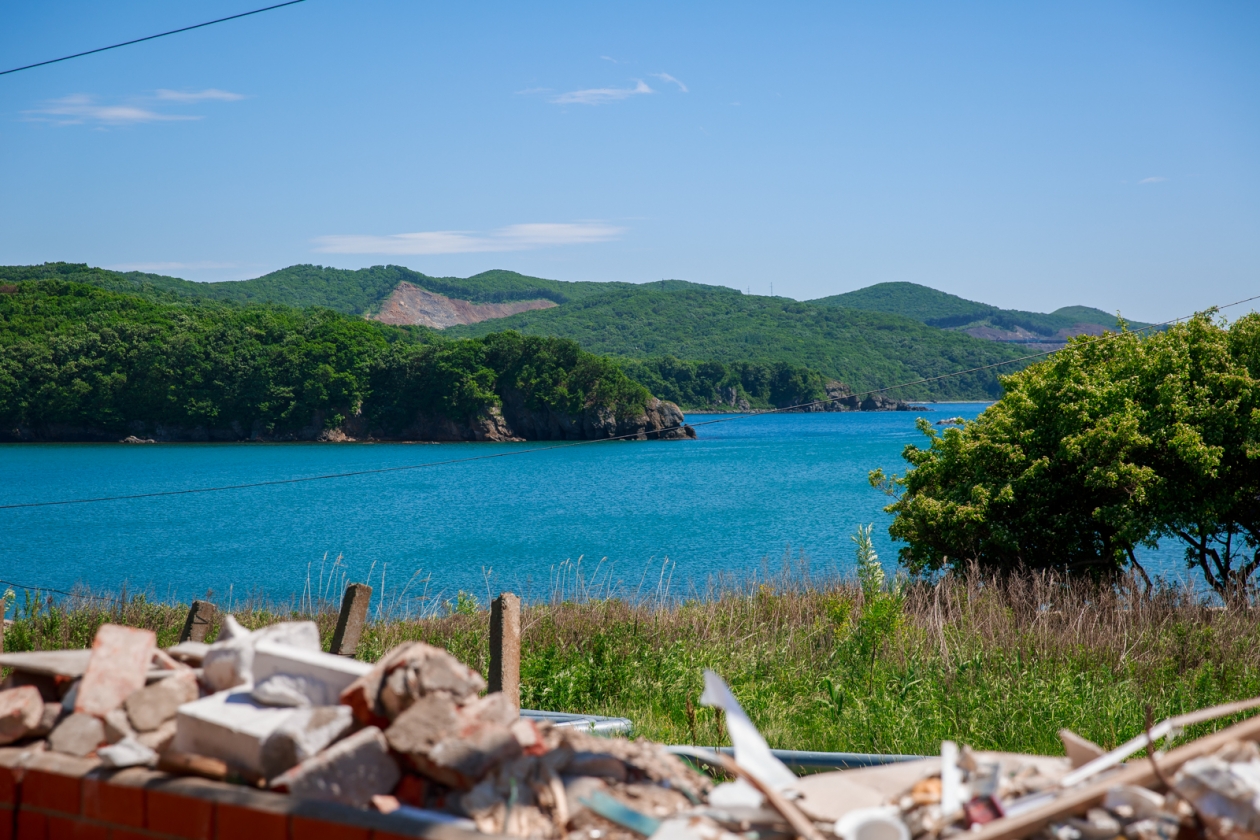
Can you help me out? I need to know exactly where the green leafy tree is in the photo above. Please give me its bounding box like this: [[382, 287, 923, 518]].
[[871, 313, 1260, 593]]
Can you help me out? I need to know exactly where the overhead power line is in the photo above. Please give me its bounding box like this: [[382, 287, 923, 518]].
[[1, 293, 1256, 512], [0, 0, 308, 77]]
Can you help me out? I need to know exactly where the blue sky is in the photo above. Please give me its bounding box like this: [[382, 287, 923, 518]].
[[1, 1, 1257, 321]]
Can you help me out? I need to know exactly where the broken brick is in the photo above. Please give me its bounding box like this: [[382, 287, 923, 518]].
[[74, 624, 155, 718], [0, 686, 44, 745]]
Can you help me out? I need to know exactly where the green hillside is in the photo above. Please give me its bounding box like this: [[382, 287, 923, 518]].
[[812, 281, 1147, 335], [0, 263, 608, 316], [444, 282, 1029, 400]]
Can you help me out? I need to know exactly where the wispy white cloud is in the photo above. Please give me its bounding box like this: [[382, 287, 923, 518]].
[[107, 261, 238, 272], [154, 88, 245, 103], [313, 222, 625, 255], [550, 80, 653, 105], [23, 88, 245, 126], [600, 55, 620, 63], [515, 87, 553, 95], [1138, 176, 1167, 184], [24, 95, 199, 125], [651, 72, 688, 93]]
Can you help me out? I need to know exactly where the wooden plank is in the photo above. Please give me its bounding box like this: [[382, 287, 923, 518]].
[[971, 710, 1260, 840]]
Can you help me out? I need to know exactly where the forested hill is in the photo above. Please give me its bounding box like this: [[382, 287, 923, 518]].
[[443, 282, 1028, 400], [812, 281, 1150, 337], [0, 280, 683, 443], [0, 263, 608, 315]]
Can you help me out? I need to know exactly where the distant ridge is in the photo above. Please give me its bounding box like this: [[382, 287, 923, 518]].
[[811, 281, 1149, 349]]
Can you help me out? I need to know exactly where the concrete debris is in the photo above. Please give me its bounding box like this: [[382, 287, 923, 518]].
[[202, 617, 321, 691], [48, 711, 105, 756], [341, 641, 486, 727], [74, 624, 155, 717], [125, 670, 198, 731], [270, 725, 401, 808], [12, 614, 1260, 840], [0, 685, 46, 745], [260, 704, 356, 779], [99, 735, 159, 768]]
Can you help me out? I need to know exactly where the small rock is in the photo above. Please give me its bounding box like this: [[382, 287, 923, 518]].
[[48, 712, 105, 756], [136, 719, 177, 754], [31, 702, 64, 737], [252, 674, 330, 707], [104, 707, 136, 744], [125, 671, 198, 731], [269, 726, 400, 809], [99, 736, 158, 768], [0, 686, 45, 745], [260, 705, 356, 779]]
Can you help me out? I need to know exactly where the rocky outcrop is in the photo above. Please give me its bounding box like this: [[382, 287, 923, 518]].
[[371, 283, 557, 329], [2, 400, 696, 443]]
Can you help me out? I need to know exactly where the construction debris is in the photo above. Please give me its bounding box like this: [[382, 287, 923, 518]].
[[3, 618, 1260, 840]]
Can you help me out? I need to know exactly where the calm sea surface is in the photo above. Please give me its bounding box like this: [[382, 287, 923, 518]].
[[0, 404, 1190, 611]]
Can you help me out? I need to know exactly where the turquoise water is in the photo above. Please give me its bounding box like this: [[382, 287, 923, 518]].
[[0, 404, 1188, 610]]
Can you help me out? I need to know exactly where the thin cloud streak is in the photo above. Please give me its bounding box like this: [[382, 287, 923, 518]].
[[154, 88, 245, 103], [23, 88, 245, 126], [550, 80, 653, 105], [313, 222, 626, 255], [1138, 176, 1167, 184], [651, 72, 688, 93]]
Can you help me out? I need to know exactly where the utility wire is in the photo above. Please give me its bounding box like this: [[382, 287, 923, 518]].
[[1, 293, 1257, 512], [0, 0, 307, 77]]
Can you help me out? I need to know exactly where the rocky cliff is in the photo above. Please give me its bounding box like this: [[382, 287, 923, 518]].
[[4, 398, 695, 443], [371, 283, 557, 328]]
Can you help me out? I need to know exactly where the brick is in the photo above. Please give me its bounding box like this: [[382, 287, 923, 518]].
[[251, 641, 369, 703], [260, 706, 355, 779], [75, 626, 155, 719], [82, 774, 146, 828], [48, 715, 104, 758], [0, 765, 18, 805], [146, 788, 215, 840], [289, 816, 370, 840], [46, 815, 107, 840], [15, 810, 44, 840], [0, 804, 11, 840], [339, 644, 483, 729], [0, 687, 45, 746], [215, 802, 286, 840], [23, 770, 83, 815], [109, 831, 150, 840]]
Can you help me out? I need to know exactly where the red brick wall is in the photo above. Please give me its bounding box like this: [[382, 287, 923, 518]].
[[0, 748, 466, 840]]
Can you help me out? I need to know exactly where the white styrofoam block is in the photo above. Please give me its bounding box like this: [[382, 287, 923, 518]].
[[172, 687, 299, 775], [252, 640, 372, 699]]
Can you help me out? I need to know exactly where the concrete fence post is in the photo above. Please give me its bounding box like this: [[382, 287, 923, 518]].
[[489, 592, 521, 711], [330, 583, 373, 656], [178, 600, 219, 643]]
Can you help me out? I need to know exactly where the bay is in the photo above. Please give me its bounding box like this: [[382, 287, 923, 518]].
[[0, 404, 1189, 611]]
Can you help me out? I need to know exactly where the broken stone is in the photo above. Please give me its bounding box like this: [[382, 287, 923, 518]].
[[252, 674, 328, 707], [48, 711, 105, 756], [75, 624, 156, 717], [252, 639, 370, 702], [460, 692, 519, 727], [201, 616, 321, 692], [269, 725, 401, 808], [125, 670, 198, 731], [99, 735, 158, 768], [260, 704, 356, 779], [172, 687, 300, 775], [104, 707, 136, 744], [341, 641, 485, 727], [384, 694, 461, 759], [0, 685, 45, 745], [420, 720, 522, 790], [30, 701, 64, 737], [137, 719, 178, 753]]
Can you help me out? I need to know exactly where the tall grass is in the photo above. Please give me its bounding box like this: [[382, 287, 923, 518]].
[[5, 569, 1259, 757]]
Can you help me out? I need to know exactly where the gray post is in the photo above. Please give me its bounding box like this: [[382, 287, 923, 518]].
[[179, 600, 218, 643], [330, 583, 373, 656], [489, 592, 521, 712]]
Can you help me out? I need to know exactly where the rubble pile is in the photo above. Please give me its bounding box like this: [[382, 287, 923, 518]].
[[4, 618, 1260, 840]]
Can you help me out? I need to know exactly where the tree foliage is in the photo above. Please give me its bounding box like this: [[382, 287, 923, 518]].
[[619, 356, 829, 410], [872, 314, 1260, 594], [0, 280, 650, 438]]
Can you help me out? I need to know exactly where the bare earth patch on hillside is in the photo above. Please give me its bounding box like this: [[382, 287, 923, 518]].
[[371, 282, 556, 328]]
